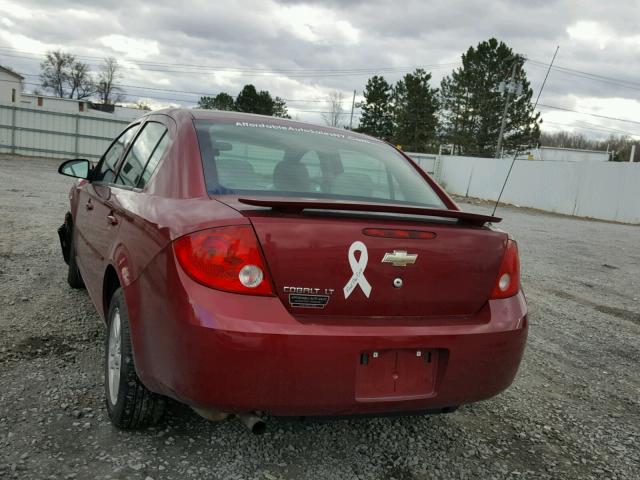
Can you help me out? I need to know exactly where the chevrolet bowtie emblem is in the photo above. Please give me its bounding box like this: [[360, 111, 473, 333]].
[[381, 250, 418, 267]]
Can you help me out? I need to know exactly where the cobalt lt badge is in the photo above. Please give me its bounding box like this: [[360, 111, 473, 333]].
[[382, 250, 418, 267]]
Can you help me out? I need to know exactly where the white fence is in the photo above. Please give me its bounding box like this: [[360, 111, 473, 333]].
[[406, 152, 438, 176], [433, 155, 640, 224], [0, 103, 136, 160]]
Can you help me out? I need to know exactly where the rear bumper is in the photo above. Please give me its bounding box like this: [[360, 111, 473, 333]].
[[129, 254, 528, 416]]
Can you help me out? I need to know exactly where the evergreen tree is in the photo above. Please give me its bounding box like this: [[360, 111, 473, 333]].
[[199, 86, 289, 117], [392, 69, 439, 152], [272, 96, 291, 118], [235, 85, 261, 113], [439, 74, 473, 153], [439, 38, 540, 156], [359, 75, 394, 139], [197, 92, 235, 110], [198, 96, 215, 109], [256, 90, 275, 115], [236, 85, 287, 116]]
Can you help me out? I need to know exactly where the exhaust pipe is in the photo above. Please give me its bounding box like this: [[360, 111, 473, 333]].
[[238, 413, 266, 435]]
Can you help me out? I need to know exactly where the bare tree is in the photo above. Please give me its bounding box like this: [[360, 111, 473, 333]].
[[41, 50, 93, 99], [135, 100, 152, 111], [96, 57, 124, 105], [322, 91, 345, 127], [68, 61, 94, 99], [41, 50, 71, 97]]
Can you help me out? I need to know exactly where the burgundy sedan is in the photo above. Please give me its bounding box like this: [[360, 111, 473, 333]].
[[57, 109, 527, 431]]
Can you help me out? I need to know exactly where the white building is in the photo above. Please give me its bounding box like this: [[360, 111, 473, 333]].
[[0, 63, 146, 160], [517, 146, 610, 162], [0, 65, 23, 104], [0, 63, 143, 121], [18, 93, 142, 121]]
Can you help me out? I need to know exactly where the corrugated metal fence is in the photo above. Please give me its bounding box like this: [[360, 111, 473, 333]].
[[0, 104, 131, 160], [435, 154, 640, 224], [406, 152, 439, 177]]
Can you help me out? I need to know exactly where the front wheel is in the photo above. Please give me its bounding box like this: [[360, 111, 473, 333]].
[[105, 288, 165, 429]]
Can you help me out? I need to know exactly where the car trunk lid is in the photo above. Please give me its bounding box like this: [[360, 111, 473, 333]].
[[216, 196, 507, 317]]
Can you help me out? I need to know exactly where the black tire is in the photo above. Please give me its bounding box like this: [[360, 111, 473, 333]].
[[105, 288, 165, 429], [67, 233, 85, 289]]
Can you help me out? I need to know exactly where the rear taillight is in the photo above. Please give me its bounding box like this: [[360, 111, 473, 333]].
[[490, 239, 520, 299], [173, 225, 274, 296]]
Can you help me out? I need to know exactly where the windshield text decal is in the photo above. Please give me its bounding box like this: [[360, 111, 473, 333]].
[[234, 122, 374, 144]]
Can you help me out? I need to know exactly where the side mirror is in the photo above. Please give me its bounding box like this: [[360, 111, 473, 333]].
[[58, 159, 90, 179]]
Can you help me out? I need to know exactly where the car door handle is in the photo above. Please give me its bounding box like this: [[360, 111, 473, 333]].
[[107, 214, 119, 226], [85, 200, 94, 211]]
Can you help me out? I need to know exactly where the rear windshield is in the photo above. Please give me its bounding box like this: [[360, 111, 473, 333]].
[[195, 120, 445, 208]]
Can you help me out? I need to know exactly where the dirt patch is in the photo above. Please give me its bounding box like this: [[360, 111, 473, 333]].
[[550, 289, 640, 326], [1, 332, 100, 362]]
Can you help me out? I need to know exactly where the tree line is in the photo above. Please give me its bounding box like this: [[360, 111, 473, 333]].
[[540, 131, 639, 162], [198, 86, 290, 118], [40, 50, 124, 105], [194, 38, 538, 158], [39, 40, 633, 160], [357, 38, 540, 157], [194, 39, 541, 158]]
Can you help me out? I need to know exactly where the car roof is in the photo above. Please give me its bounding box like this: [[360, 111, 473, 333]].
[[147, 108, 383, 144]]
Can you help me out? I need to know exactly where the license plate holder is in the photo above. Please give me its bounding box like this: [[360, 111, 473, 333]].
[[355, 349, 437, 401]]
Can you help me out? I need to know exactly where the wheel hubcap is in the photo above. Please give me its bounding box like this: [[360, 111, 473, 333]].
[[107, 309, 122, 405]]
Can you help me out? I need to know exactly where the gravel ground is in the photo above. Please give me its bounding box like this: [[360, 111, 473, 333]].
[[1, 154, 638, 480]]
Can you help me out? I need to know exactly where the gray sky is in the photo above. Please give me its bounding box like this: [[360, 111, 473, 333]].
[[1, 0, 639, 139]]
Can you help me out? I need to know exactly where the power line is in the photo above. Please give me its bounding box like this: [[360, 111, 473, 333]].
[[9, 76, 639, 125], [528, 58, 640, 87], [12, 80, 637, 130], [543, 120, 640, 137], [4, 43, 639, 91], [0, 47, 458, 77], [8, 79, 366, 114], [572, 120, 640, 137], [6, 45, 639, 127], [527, 58, 640, 92], [0, 45, 428, 73], [17, 72, 331, 103], [537, 103, 640, 126], [6, 44, 637, 87]]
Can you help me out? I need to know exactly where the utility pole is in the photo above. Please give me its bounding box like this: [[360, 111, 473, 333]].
[[495, 59, 519, 159], [349, 90, 356, 130]]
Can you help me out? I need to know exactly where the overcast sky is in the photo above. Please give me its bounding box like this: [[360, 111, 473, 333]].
[[1, 0, 639, 139]]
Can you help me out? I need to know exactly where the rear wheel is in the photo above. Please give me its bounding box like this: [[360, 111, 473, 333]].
[[105, 288, 165, 429], [66, 233, 85, 289]]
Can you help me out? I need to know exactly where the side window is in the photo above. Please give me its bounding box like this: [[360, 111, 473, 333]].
[[138, 131, 170, 188], [93, 125, 139, 183], [115, 122, 168, 188]]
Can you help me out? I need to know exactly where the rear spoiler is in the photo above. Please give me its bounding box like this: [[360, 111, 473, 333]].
[[237, 198, 501, 226]]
